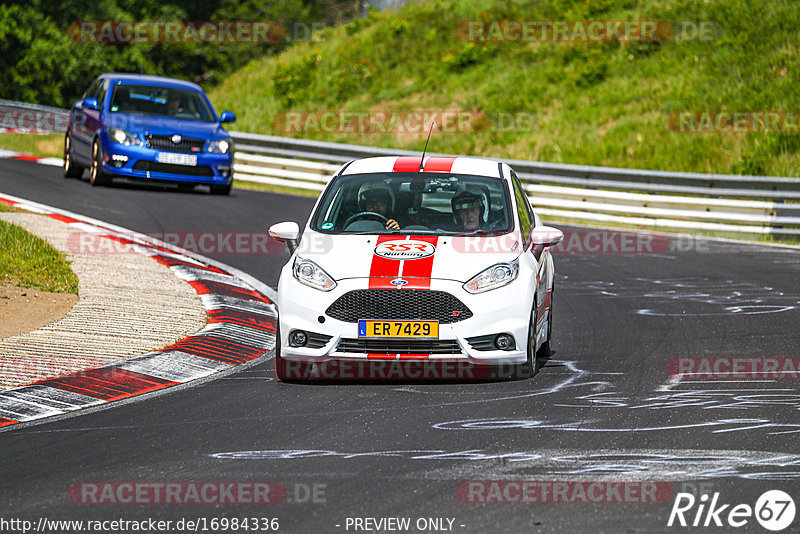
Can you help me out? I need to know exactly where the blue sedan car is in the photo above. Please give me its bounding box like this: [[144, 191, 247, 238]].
[[64, 73, 236, 195]]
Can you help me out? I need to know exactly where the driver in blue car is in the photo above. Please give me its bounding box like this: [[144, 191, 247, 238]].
[[357, 182, 401, 230], [167, 91, 182, 116]]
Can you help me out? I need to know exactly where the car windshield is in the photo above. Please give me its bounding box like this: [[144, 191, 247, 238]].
[[312, 172, 513, 235], [108, 85, 216, 122]]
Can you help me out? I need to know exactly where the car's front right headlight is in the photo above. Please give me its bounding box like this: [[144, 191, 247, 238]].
[[293, 257, 337, 291], [463, 259, 519, 294], [108, 127, 142, 146], [207, 138, 232, 154]]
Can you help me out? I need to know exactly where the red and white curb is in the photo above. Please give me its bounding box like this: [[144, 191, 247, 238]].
[[0, 193, 277, 429], [0, 148, 62, 167]]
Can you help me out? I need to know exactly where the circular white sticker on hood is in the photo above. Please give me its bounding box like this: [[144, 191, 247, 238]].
[[374, 240, 435, 260]]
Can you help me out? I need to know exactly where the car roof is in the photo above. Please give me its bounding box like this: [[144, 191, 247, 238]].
[[100, 73, 203, 91], [340, 156, 505, 179]]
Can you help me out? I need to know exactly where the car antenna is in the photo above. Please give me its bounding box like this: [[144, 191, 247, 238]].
[[419, 121, 435, 171]]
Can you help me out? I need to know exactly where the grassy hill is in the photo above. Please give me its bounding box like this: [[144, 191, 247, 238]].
[[209, 0, 800, 177]]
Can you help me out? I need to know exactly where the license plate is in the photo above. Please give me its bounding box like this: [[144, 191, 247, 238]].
[[358, 320, 439, 338], [157, 152, 197, 166]]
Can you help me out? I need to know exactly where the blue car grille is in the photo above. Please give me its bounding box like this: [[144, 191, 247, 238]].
[[132, 161, 214, 176], [145, 135, 205, 153]]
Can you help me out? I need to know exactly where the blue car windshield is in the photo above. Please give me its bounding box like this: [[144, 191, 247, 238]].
[[312, 173, 513, 235], [109, 85, 216, 123]]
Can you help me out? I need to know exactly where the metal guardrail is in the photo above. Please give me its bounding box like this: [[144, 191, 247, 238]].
[[230, 131, 800, 237], [0, 99, 70, 134], [1, 97, 797, 237]]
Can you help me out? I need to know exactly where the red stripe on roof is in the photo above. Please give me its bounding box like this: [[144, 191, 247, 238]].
[[0, 417, 19, 427], [422, 157, 456, 173], [392, 156, 423, 172]]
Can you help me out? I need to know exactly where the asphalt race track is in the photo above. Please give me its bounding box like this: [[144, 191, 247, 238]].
[[1, 158, 799, 533]]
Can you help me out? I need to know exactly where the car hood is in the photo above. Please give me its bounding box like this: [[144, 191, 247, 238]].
[[110, 114, 226, 138], [296, 231, 523, 284]]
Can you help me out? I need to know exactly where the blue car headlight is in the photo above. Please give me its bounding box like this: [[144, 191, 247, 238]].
[[108, 127, 142, 146], [208, 138, 232, 154]]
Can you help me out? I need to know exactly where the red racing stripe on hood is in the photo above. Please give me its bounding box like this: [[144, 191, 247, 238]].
[[400, 236, 439, 289], [369, 235, 401, 289], [368, 235, 440, 289]]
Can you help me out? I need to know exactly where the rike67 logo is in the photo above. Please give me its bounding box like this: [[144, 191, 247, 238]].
[[668, 490, 795, 531]]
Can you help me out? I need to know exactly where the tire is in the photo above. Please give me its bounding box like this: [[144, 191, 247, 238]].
[[89, 139, 110, 186], [63, 134, 84, 178], [514, 301, 539, 379], [274, 325, 288, 381], [210, 182, 232, 195], [536, 287, 553, 360]]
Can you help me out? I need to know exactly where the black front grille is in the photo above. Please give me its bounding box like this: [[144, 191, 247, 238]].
[[325, 289, 473, 324], [336, 338, 462, 355], [146, 135, 205, 153], [132, 161, 213, 176]]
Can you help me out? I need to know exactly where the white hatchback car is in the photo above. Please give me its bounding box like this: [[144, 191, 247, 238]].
[[269, 156, 563, 380]]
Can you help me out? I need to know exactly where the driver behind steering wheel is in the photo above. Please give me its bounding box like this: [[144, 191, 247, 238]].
[[357, 182, 400, 230]]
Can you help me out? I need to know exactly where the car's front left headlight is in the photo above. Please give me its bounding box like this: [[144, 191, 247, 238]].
[[108, 127, 142, 146], [207, 138, 232, 154], [463, 259, 519, 294], [293, 257, 337, 291]]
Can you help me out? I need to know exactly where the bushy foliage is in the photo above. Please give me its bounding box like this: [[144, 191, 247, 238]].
[[0, 0, 356, 108]]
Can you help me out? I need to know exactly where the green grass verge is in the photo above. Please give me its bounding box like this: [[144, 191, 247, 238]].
[[233, 179, 321, 198], [0, 203, 25, 213], [0, 133, 63, 158], [210, 0, 800, 177], [0, 219, 79, 294]]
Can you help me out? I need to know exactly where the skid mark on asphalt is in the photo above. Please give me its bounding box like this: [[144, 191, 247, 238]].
[[559, 276, 800, 316], [207, 447, 800, 481]]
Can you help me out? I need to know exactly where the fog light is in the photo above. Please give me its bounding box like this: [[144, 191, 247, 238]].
[[218, 165, 231, 178], [111, 154, 128, 168], [494, 334, 513, 350], [289, 330, 308, 347]]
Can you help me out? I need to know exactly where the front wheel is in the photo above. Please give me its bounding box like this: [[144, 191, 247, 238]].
[[90, 139, 110, 186], [536, 288, 553, 360], [63, 134, 84, 178], [514, 302, 542, 379], [210, 182, 232, 195], [273, 326, 289, 381]]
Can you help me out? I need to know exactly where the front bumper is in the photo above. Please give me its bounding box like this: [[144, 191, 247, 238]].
[[101, 142, 233, 185], [277, 276, 534, 366]]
